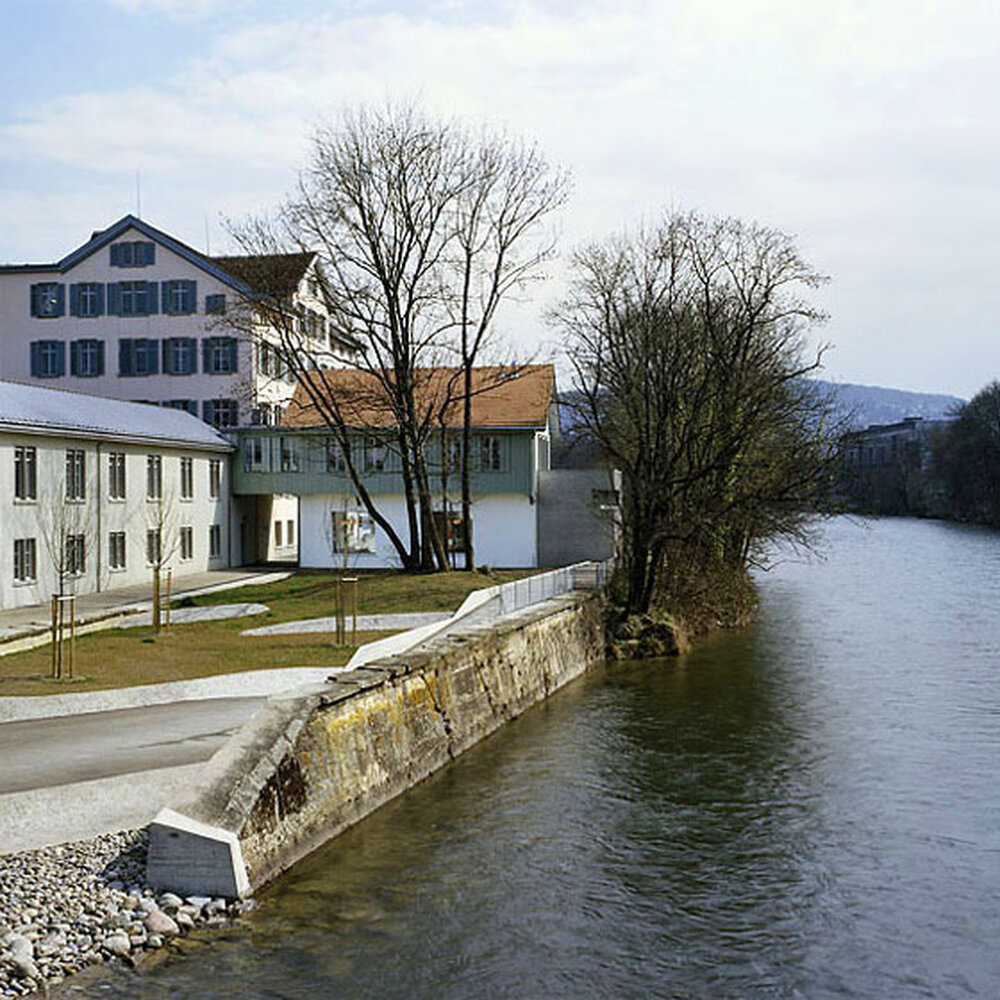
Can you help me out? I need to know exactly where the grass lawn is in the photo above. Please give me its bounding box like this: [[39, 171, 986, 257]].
[[0, 568, 533, 697]]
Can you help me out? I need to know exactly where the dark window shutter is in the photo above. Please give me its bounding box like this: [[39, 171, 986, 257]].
[[161, 280, 170, 313], [147, 282, 159, 314], [29, 342, 41, 377], [144, 242, 155, 266], [97, 340, 105, 376], [119, 339, 133, 376], [95, 283, 105, 316], [70, 341, 80, 376], [107, 283, 121, 316], [162, 339, 172, 374], [185, 338, 197, 374], [228, 338, 238, 373], [186, 280, 197, 313], [146, 339, 159, 375], [186, 400, 197, 416], [29, 285, 39, 317], [203, 400, 215, 425], [110, 244, 121, 267], [69, 284, 80, 317], [202, 338, 211, 373], [54, 341, 66, 377], [55, 285, 65, 317]]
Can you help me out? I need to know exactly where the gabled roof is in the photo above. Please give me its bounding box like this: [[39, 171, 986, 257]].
[[0, 215, 253, 292], [282, 364, 556, 431], [211, 252, 316, 296], [0, 380, 233, 451]]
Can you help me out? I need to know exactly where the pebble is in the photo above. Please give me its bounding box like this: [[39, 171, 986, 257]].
[[0, 829, 245, 996]]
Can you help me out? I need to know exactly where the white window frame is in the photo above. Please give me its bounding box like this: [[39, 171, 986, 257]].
[[147, 455, 162, 500], [14, 446, 37, 501], [14, 538, 36, 583], [180, 457, 194, 500]]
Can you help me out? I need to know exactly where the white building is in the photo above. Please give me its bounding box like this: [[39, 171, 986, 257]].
[[0, 214, 357, 561], [232, 365, 615, 569], [0, 380, 233, 610]]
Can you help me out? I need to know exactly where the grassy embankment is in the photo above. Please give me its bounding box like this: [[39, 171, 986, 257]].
[[0, 569, 532, 697]]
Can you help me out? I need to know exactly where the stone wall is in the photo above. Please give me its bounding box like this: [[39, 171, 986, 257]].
[[147, 592, 604, 896]]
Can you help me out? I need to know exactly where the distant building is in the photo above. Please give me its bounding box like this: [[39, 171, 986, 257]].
[[838, 416, 952, 515], [0, 380, 233, 610], [231, 365, 617, 568]]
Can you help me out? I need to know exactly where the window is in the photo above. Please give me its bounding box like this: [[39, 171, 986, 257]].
[[70, 339, 105, 377], [146, 528, 161, 565], [147, 455, 162, 500], [30, 282, 64, 318], [65, 449, 86, 501], [110, 241, 155, 267], [70, 282, 104, 317], [180, 457, 193, 500], [109, 531, 126, 570], [108, 452, 126, 500], [280, 437, 299, 472], [287, 520, 295, 546], [209, 523, 221, 558], [205, 293, 226, 315], [326, 438, 347, 473], [116, 281, 156, 316], [209, 459, 221, 499], [163, 399, 198, 415], [364, 436, 388, 473], [14, 446, 36, 501], [202, 337, 238, 374], [244, 437, 265, 472], [332, 510, 376, 553], [180, 526, 193, 560], [163, 279, 197, 315], [30, 340, 65, 378], [274, 520, 283, 547], [119, 338, 159, 376], [163, 338, 197, 375], [203, 399, 239, 428], [14, 538, 36, 583], [478, 436, 503, 472], [251, 403, 275, 426], [66, 534, 86, 576]]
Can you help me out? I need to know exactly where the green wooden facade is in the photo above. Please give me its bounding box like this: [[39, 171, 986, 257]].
[[232, 428, 540, 497]]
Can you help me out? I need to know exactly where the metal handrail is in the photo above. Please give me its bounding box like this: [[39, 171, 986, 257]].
[[346, 559, 612, 671]]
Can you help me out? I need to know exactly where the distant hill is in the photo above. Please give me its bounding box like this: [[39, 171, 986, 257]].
[[808, 380, 964, 431]]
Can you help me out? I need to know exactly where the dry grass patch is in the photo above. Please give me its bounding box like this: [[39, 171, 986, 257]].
[[0, 567, 535, 697]]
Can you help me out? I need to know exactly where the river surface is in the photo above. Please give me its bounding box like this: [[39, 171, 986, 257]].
[[71, 517, 1000, 998]]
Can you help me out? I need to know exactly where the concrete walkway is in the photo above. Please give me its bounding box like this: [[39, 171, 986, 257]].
[[0, 568, 291, 655], [241, 611, 449, 636]]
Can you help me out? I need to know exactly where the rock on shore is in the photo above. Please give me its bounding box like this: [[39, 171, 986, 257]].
[[0, 830, 247, 997]]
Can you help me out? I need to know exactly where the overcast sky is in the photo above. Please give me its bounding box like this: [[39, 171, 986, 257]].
[[1, 0, 996, 398]]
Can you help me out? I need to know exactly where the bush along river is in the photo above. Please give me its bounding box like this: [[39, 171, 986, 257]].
[[55, 516, 1000, 998]]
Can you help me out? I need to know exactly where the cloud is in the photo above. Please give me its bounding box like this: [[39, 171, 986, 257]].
[[3, 0, 1000, 393]]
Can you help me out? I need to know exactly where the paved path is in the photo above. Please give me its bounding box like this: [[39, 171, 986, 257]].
[[242, 611, 449, 636], [0, 697, 265, 795], [0, 568, 290, 652], [117, 601, 268, 629]]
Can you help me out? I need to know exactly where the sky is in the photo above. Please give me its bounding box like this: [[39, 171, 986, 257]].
[[1, 0, 997, 399]]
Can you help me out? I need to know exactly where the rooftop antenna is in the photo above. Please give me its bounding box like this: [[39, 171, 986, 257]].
[[135, 170, 142, 219]]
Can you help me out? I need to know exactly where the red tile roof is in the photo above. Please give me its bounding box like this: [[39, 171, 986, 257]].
[[283, 365, 555, 430]]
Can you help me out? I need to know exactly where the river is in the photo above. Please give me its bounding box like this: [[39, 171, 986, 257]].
[[68, 517, 1000, 998]]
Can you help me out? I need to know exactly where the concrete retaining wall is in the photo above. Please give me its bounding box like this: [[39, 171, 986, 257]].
[[147, 592, 604, 897]]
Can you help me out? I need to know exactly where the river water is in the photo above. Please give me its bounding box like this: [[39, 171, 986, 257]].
[[71, 517, 1000, 998]]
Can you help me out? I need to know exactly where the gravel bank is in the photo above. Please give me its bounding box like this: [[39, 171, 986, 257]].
[[0, 830, 246, 997]]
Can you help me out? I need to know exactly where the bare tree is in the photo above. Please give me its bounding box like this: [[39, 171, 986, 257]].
[[556, 210, 835, 617], [226, 104, 568, 572]]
